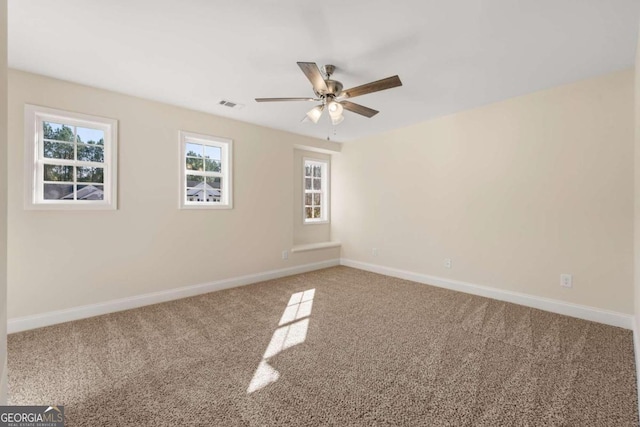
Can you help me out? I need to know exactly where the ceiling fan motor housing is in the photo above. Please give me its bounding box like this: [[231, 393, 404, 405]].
[[317, 79, 343, 98]]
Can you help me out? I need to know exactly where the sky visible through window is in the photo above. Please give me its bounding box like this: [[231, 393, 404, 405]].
[[46, 122, 104, 144], [186, 142, 221, 161]]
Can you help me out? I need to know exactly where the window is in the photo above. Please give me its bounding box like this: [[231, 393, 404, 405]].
[[24, 105, 118, 210], [180, 131, 232, 209], [303, 158, 329, 223]]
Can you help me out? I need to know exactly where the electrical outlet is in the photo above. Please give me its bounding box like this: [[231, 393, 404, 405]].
[[560, 274, 572, 288], [444, 258, 452, 269], [372, 248, 378, 257], [282, 250, 289, 260]]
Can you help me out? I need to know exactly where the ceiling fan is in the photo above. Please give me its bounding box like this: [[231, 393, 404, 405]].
[[255, 62, 402, 125]]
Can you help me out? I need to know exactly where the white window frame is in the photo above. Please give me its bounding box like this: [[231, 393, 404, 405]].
[[24, 104, 118, 210], [303, 157, 330, 224], [179, 131, 233, 209]]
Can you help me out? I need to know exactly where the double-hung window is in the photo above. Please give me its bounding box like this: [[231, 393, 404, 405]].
[[24, 105, 118, 210], [180, 131, 232, 209], [303, 158, 329, 223]]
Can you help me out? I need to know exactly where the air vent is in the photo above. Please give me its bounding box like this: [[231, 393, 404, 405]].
[[218, 100, 244, 110]]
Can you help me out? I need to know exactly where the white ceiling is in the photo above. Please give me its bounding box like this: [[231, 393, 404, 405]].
[[9, 0, 640, 142]]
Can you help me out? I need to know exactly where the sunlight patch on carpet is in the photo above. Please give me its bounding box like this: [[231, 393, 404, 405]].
[[247, 289, 315, 394]]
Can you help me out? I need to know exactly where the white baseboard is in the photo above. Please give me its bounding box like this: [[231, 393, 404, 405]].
[[0, 357, 7, 405], [8, 259, 340, 334], [8, 257, 633, 333], [340, 258, 634, 329]]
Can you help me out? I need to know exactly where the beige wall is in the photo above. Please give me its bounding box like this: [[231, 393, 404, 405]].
[[7, 70, 341, 319], [293, 149, 331, 245], [635, 30, 640, 334], [6, 65, 635, 323], [0, 0, 6, 405], [333, 69, 634, 314]]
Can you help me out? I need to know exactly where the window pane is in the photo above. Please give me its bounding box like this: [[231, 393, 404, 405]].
[[305, 207, 313, 219], [44, 183, 74, 200], [305, 178, 312, 190], [208, 189, 222, 202], [305, 165, 312, 177], [77, 184, 104, 200], [204, 145, 221, 161], [313, 166, 322, 177], [44, 164, 73, 181], [186, 176, 221, 203], [305, 193, 312, 205], [313, 178, 322, 190], [313, 207, 321, 218], [76, 127, 104, 145], [205, 159, 221, 172], [43, 122, 74, 142], [206, 177, 222, 202], [186, 157, 203, 171], [206, 176, 221, 187], [313, 193, 321, 205], [44, 141, 74, 160], [186, 174, 204, 186], [186, 188, 200, 202], [76, 167, 104, 183], [77, 144, 104, 163], [186, 142, 203, 157], [186, 184, 221, 202]]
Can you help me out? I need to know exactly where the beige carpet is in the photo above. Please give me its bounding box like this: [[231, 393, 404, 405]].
[[8, 266, 639, 426]]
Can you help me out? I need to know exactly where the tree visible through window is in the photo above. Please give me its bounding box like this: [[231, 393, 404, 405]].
[[304, 159, 329, 223]]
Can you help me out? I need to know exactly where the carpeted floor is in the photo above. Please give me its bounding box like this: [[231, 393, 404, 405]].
[[8, 266, 639, 426]]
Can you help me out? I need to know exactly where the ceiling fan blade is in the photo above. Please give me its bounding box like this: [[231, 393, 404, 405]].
[[340, 101, 379, 118], [340, 75, 402, 99], [255, 97, 319, 102], [297, 62, 329, 94]]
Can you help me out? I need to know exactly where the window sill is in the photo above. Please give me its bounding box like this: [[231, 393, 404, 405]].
[[25, 202, 116, 211], [180, 204, 233, 210], [303, 220, 330, 225], [291, 241, 341, 253]]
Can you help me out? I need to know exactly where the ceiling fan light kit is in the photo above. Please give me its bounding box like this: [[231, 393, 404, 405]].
[[255, 62, 402, 126], [330, 114, 344, 125], [306, 105, 324, 124], [328, 100, 344, 124]]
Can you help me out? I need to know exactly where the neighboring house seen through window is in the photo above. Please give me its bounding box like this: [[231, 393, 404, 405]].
[[180, 131, 232, 209], [24, 105, 118, 210], [303, 158, 329, 223]]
